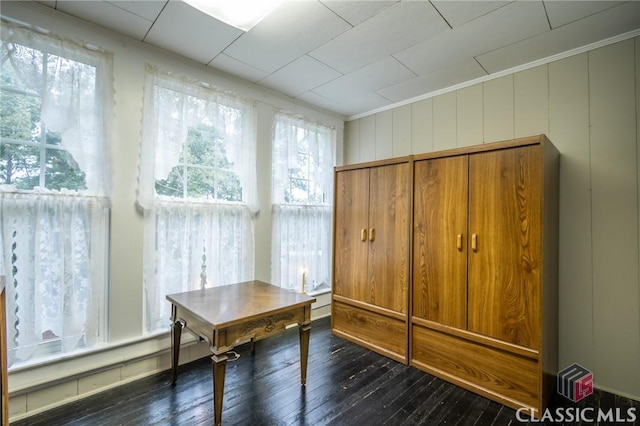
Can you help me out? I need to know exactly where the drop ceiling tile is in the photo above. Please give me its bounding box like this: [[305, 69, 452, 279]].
[[477, 1, 640, 73], [309, 0, 450, 74], [296, 90, 349, 116], [306, 90, 391, 117], [431, 0, 512, 28], [259, 55, 342, 97], [223, 1, 351, 74], [145, 0, 243, 64], [55, 0, 155, 40], [544, 0, 625, 28], [378, 58, 486, 103], [208, 53, 268, 83], [320, 0, 398, 26], [105, 1, 167, 22], [312, 56, 416, 103], [394, 0, 549, 76]]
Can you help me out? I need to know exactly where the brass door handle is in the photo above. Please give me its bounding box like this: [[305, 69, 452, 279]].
[[369, 228, 375, 242], [361, 228, 367, 242], [471, 234, 477, 252], [457, 234, 463, 251]]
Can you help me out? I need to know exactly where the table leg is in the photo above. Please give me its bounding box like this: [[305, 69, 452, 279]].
[[299, 322, 311, 386], [212, 353, 228, 426], [170, 318, 183, 385]]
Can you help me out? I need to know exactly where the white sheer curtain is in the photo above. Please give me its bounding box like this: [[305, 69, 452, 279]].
[[144, 202, 254, 332], [0, 192, 108, 365], [139, 66, 257, 333], [271, 112, 335, 292], [0, 21, 112, 366], [1, 21, 112, 197]]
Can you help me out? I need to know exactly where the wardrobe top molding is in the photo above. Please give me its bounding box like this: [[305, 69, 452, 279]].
[[336, 135, 553, 172]]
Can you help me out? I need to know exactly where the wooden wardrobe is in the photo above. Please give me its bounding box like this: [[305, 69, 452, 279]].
[[331, 157, 411, 364], [332, 135, 559, 417]]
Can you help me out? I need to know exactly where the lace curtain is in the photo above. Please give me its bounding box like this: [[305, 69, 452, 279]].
[[0, 193, 108, 365], [143, 201, 254, 332], [1, 21, 112, 198], [0, 21, 112, 366], [271, 113, 335, 292], [139, 67, 257, 333]]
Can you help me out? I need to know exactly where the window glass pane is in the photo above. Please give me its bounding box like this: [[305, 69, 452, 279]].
[[2, 42, 44, 94], [156, 165, 185, 197], [212, 169, 241, 202], [155, 123, 242, 202], [44, 145, 86, 191], [0, 91, 40, 141], [1, 42, 93, 192], [0, 142, 40, 188]]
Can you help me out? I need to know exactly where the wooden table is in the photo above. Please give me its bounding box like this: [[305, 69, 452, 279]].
[[166, 280, 316, 426]]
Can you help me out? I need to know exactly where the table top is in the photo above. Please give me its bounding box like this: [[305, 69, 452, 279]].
[[166, 280, 316, 329]]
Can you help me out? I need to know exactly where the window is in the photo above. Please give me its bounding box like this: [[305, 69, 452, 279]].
[[0, 21, 112, 366], [139, 66, 257, 333], [271, 112, 334, 294]]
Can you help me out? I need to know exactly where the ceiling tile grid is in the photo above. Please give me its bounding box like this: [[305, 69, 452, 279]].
[[309, 0, 451, 74], [31, 0, 640, 118]]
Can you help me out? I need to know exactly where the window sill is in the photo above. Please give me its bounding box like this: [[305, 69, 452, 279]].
[[307, 287, 331, 297]]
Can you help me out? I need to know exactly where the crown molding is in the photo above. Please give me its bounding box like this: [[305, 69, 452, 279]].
[[347, 28, 640, 121]]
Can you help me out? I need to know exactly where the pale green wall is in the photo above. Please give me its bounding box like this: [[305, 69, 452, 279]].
[[2, 2, 342, 420], [344, 37, 640, 401]]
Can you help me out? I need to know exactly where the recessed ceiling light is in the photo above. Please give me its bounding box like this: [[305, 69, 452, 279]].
[[183, 0, 284, 32]]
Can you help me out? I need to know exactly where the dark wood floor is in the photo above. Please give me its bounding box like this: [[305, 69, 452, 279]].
[[14, 317, 639, 425]]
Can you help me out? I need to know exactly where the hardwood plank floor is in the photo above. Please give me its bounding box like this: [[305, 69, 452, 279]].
[[13, 317, 639, 425]]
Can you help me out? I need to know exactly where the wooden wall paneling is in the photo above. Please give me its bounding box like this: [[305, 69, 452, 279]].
[[413, 156, 468, 328], [484, 75, 514, 142], [344, 120, 360, 165], [456, 85, 483, 148], [375, 110, 393, 160], [360, 115, 376, 163], [392, 105, 412, 157], [433, 92, 457, 151], [589, 39, 640, 396], [548, 53, 594, 372], [514, 65, 549, 138], [411, 98, 433, 154]]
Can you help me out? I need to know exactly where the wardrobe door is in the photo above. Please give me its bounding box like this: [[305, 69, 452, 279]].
[[367, 163, 410, 313], [467, 146, 542, 349], [333, 168, 370, 302], [413, 156, 468, 328]]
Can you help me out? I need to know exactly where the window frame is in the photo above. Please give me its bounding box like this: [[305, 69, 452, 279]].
[[0, 20, 113, 368]]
